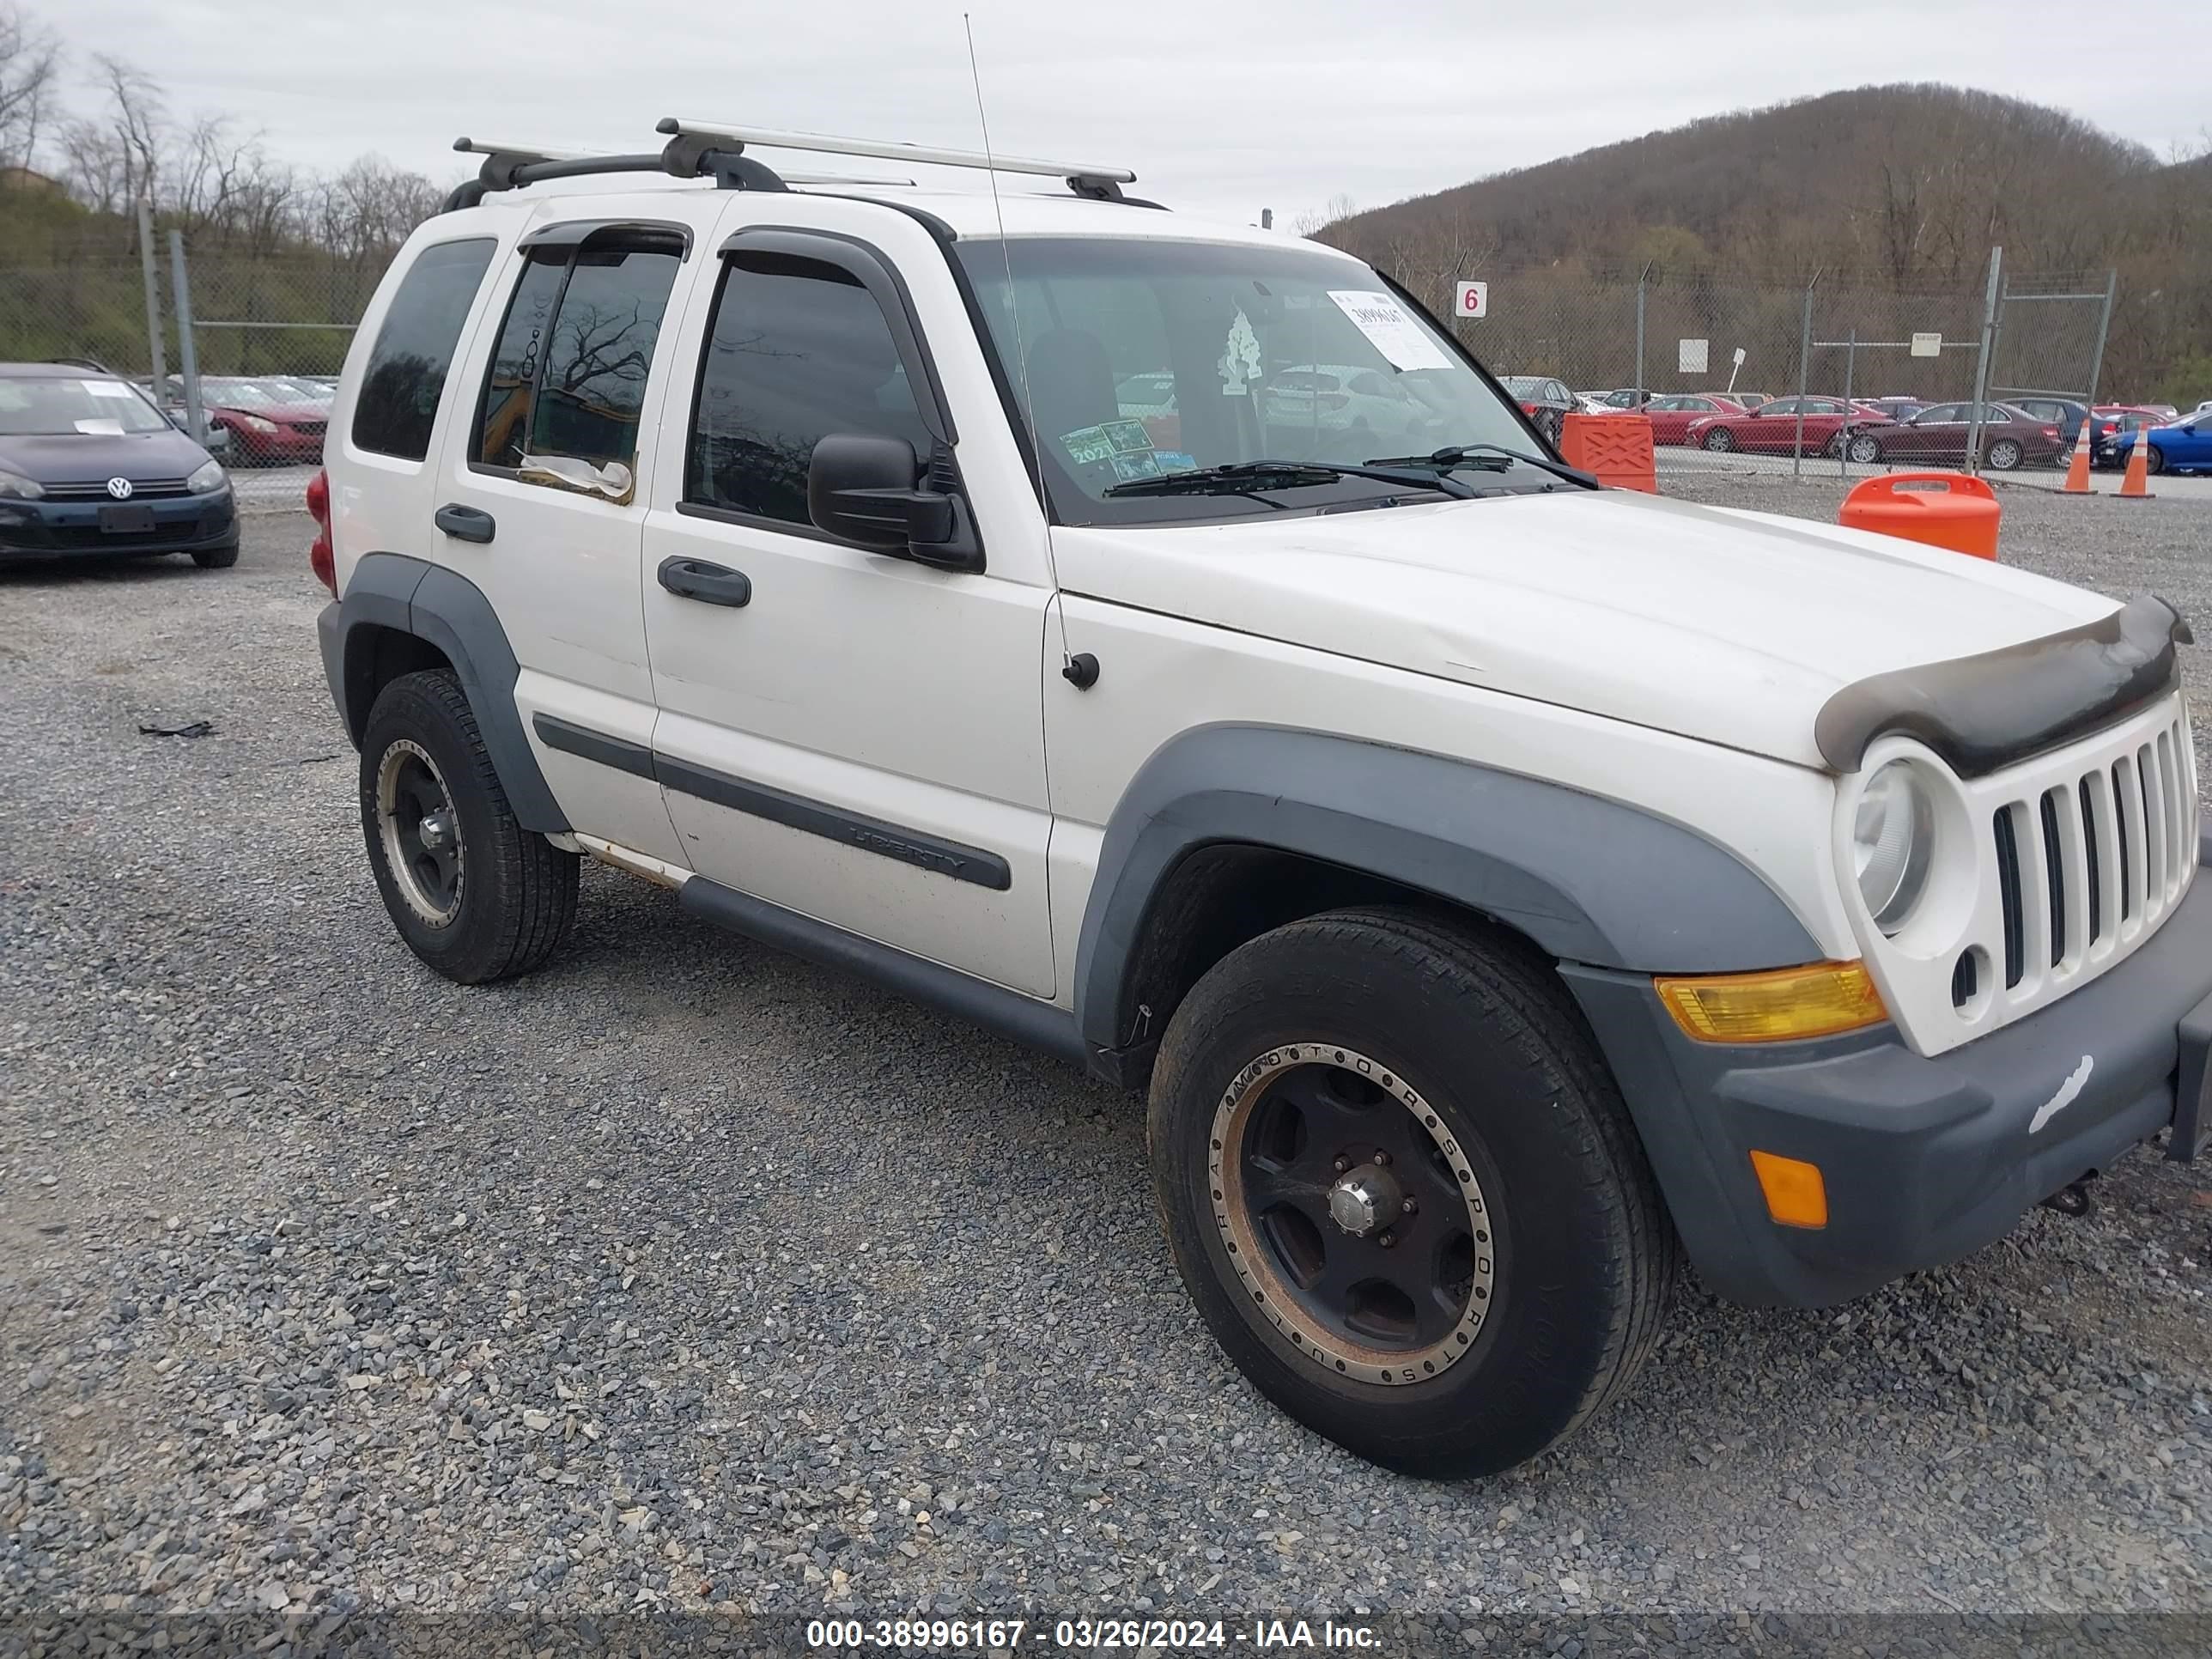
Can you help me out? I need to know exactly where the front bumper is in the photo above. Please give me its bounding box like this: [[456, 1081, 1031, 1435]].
[[1565, 836, 2212, 1308], [0, 490, 236, 559]]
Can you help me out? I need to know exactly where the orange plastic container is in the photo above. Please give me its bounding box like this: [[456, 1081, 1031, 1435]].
[[1559, 412, 1657, 493], [1838, 471, 2000, 561]]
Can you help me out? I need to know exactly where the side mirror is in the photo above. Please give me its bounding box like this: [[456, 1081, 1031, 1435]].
[[807, 433, 981, 572]]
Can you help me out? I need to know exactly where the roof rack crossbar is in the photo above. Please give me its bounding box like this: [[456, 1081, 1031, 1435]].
[[654, 117, 1135, 198], [442, 135, 788, 211]]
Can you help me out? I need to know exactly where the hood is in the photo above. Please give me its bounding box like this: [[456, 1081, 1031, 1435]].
[[1052, 489, 2118, 769], [0, 425, 216, 484]]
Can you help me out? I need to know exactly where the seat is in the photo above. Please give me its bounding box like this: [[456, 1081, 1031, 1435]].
[[1024, 328, 1120, 450]]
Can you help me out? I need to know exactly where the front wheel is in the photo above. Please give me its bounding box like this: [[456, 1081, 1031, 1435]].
[[2143, 444, 2166, 477], [1845, 433, 1884, 465], [1701, 427, 1735, 452], [1148, 908, 1678, 1477], [190, 542, 239, 569], [359, 669, 578, 984]]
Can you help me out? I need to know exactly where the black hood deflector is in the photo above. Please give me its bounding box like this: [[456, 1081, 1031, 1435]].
[[1814, 592, 2192, 778]]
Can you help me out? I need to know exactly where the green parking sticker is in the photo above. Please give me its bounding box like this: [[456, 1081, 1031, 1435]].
[[1060, 424, 1117, 466]]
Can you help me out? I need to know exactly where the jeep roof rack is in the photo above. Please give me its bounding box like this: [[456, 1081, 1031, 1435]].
[[443, 123, 1146, 214], [655, 118, 1139, 202]]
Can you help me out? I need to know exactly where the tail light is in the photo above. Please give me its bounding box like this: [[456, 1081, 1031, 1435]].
[[305, 468, 334, 594], [1520, 401, 1538, 415], [2041, 427, 2059, 439]]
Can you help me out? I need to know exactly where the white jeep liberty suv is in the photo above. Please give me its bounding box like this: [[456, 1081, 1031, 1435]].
[[312, 121, 2212, 1477]]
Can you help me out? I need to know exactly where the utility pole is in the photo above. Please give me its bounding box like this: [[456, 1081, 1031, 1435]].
[[135, 199, 168, 389], [1965, 246, 2002, 477], [167, 230, 204, 444]]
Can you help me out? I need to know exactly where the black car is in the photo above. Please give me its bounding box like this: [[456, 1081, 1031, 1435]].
[[0, 364, 236, 567], [2007, 395, 2090, 463]]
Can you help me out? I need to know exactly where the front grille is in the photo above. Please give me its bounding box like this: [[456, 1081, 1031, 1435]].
[[1851, 690, 2196, 1058], [1988, 713, 2193, 990], [42, 477, 192, 501]]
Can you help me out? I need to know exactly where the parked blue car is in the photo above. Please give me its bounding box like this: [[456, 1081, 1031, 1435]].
[[0, 363, 237, 567], [2107, 412, 2212, 477]]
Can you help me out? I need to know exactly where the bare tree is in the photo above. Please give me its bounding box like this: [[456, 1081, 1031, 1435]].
[[0, 0, 59, 173]]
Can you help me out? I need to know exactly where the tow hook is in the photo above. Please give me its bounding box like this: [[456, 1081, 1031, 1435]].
[[2038, 1173, 2098, 1218]]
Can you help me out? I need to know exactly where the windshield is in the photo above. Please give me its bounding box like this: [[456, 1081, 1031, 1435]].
[[954, 237, 1541, 525], [0, 375, 170, 436]]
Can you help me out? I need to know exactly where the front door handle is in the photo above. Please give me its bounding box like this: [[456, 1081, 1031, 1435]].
[[658, 556, 751, 608], [434, 503, 496, 544]]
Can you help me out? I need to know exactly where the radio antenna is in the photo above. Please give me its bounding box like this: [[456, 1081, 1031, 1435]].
[[963, 12, 1073, 671]]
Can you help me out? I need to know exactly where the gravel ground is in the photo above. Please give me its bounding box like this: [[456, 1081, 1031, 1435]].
[[4, 498, 2212, 1650]]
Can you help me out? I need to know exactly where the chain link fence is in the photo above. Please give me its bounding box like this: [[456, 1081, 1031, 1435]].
[[0, 234, 2129, 496], [1418, 254, 2121, 483]]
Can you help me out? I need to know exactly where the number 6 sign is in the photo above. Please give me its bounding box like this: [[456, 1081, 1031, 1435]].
[[1453, 279, 1488, 319]]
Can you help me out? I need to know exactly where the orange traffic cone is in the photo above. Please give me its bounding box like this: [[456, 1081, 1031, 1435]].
[[2061, 420, 2094, 494], [2118, 427, 2156, 500]]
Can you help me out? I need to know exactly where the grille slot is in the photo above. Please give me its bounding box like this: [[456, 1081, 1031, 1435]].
[[1994, 806, 2025, 988], [2039, 790, 2066, 966], [42, 477, 192, 501], [2080, 777, 2103, 944]]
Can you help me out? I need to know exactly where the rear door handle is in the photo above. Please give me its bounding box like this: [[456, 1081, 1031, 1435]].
[[434, 503, 495, 544], [657, 556, 751, 608]]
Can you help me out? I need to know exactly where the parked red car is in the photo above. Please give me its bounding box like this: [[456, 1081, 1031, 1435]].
[[1835, 401, 2065, 471], [1638, 392, 1753, 446], [176, 376, 328, 466], [1684, 395, 1891, 457]]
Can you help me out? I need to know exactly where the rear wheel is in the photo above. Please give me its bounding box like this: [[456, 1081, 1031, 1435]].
[[359, 669, 578, 984], [1702, 427, 1735, 452], [1985, 437, 2023, 471], [1148, 908, 1677, 1477]]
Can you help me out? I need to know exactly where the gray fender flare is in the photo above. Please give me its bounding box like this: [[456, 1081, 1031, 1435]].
[[1071, 724, 1822, 1054], [319, 550, 568, 833]]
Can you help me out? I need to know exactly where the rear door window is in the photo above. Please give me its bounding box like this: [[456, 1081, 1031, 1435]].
[[349, 238, 496, 460], [472, 233, 684, 476]]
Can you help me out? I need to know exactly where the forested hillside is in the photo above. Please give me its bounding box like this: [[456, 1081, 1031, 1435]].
[[1318, 86, 2212, 404]]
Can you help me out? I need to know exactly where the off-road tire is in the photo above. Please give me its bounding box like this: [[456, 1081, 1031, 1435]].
[[359, 669, 577, 984], [1148, 907, 1678, 1477], [190, 543, 239, 569]]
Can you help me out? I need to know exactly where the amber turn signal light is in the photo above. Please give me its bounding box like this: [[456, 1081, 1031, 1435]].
[[1654, 961, 1886, 1044], [1749, 1150, 1829, 1229]]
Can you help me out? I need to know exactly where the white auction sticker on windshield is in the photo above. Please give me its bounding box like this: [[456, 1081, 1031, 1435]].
[[82, 380, 135, 399], [1327, 290, 1451, 372], [75, 417, 126, 435]]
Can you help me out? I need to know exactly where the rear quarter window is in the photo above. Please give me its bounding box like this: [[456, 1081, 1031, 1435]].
[[350, 239, 498, 461]]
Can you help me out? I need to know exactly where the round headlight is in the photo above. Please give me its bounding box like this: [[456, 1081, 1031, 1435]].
[[1853, 760, 1935, 932], [186, 459, 226, 494]]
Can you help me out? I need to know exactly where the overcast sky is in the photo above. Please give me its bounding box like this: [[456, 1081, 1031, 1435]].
[[44, 0, 2212, 225]]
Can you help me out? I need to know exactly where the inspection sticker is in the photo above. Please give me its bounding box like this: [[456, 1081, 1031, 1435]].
[[1327, 290, 1450, 372], [1059, 424, 1117, 466], [82, 380, 137, 399]]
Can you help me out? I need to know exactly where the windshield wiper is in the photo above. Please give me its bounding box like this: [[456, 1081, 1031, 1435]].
[[1364, 443, 1599, 489], [1103, 459, 1475, 500]]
